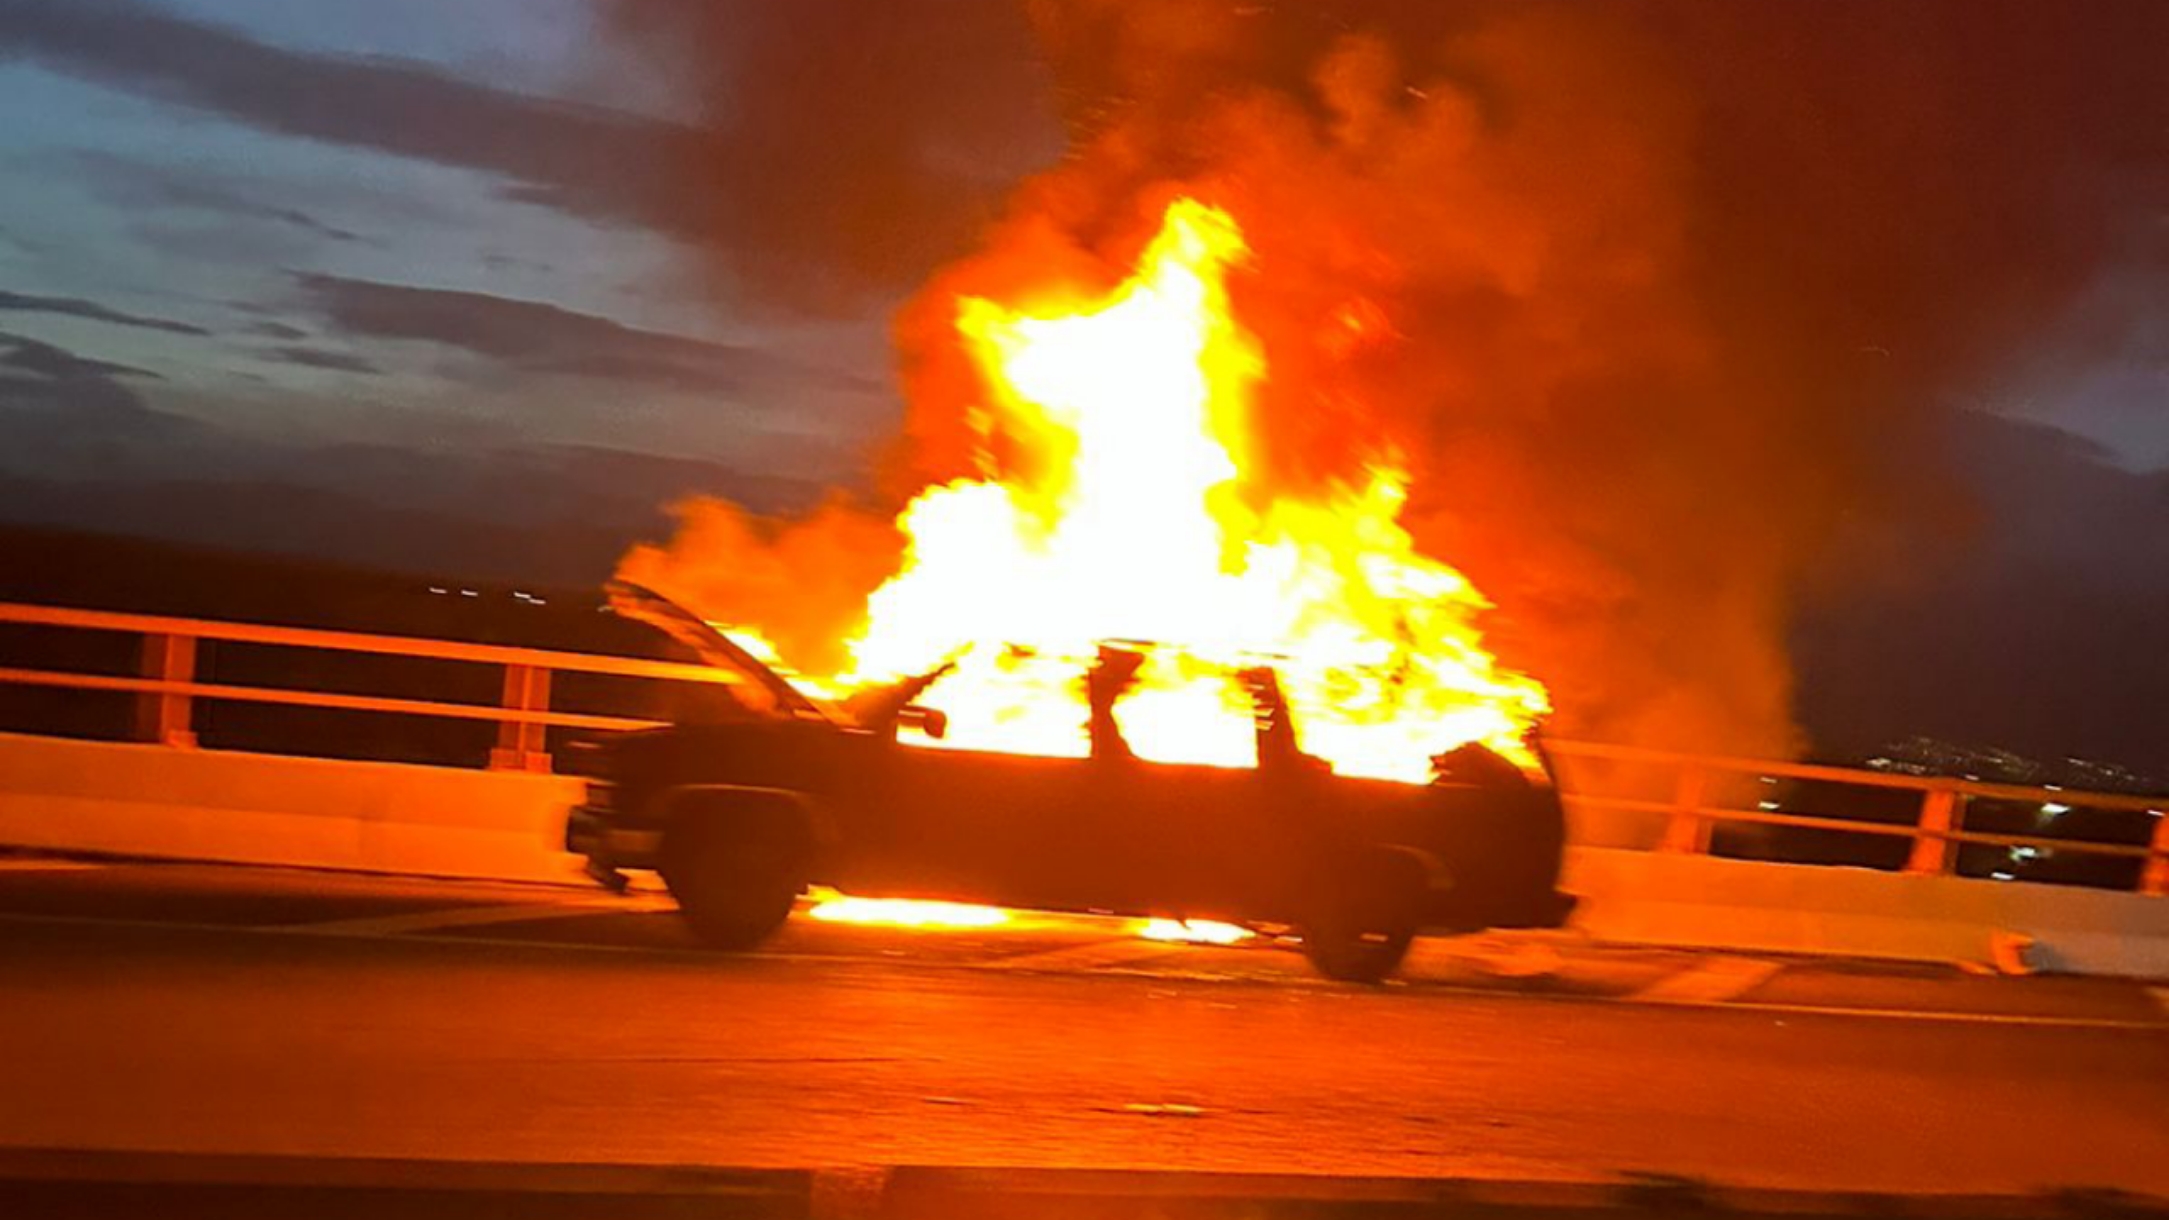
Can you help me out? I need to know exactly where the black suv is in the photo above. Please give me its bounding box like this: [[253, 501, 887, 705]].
[[568, 582, 1574, 982]]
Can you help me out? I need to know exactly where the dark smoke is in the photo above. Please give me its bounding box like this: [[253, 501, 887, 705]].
[[603, 0, 1057, 316], [608, 0, 2167, 763]]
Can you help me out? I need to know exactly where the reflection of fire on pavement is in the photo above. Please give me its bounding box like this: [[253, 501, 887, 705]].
[[1136, 918, 1254, 946], [803, 888, 1254, 946], [804, 889, 1010, 929]]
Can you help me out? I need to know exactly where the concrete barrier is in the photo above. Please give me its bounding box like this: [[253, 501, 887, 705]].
[[1565, 847, 2169, 978], [0, 731, 583, 884]]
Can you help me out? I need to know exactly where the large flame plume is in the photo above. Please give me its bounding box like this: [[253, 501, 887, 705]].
[[611, 2, 2167, 780], [820, 197, 1545, 780]]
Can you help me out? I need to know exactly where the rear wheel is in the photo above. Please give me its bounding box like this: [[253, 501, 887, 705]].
[[659, 805, 806, 951], [1300, 849, 1430, 983]]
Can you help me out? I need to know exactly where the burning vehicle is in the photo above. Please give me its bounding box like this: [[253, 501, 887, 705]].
[[575, 199, 1575, 981], [569, 580, 1574, 983]]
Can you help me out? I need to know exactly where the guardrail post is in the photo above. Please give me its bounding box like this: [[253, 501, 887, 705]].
[[133, 632, 198, 748], [1904, 785, 1963, 875], [2142, 811, 2169, 897], [489, 663, 552, 772], [1658, 764, 1712, 854]]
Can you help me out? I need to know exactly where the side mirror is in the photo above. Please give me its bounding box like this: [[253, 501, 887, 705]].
[[897, 705, 948, 741]]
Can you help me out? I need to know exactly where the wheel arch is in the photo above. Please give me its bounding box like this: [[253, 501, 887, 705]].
[[1373, 842, 1453, 894]]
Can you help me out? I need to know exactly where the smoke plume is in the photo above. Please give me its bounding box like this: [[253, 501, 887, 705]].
[[610, 0, 2167, 761]]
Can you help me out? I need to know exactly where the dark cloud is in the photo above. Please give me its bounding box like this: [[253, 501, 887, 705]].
[[0, 426, 825, 589], [0, 324, 824, 583], [602, 0, 1059, 313], [1939, 413, 2169, 584], [0, 288, 208, 335], [0, 0, 697, 239], [262, 345, 381, 376], [125, 217, 326, 269], [67, 151, 365, 243], [4, 0, 1056, 315], [479, 251, 557, 276], [292, 272, 880, 395], [0, 331, 210, 487], [0, 330, 159, 382], [244, 320, 309, 341], [1795, 412, 2169, 771]]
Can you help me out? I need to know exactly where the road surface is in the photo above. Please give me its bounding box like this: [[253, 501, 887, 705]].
[[0, 855, 2164, 1197]]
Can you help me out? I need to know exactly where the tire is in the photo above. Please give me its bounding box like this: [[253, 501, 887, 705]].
[[659, 803, 806, 951], [1300, 849, 1430, 984]]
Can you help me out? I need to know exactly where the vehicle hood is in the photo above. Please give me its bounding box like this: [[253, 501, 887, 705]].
[[603, 579, 830, 722]]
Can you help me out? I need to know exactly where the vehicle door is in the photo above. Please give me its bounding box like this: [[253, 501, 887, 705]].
[[836, 737, 1096, 908]]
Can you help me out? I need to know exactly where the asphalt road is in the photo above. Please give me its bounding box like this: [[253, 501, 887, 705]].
[[0, 856, 2165, 1198]]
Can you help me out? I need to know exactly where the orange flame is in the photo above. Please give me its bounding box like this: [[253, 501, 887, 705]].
[[822, 198, 1546, 782]]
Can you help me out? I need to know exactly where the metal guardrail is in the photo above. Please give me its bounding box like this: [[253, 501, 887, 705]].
[[0, 601, 700, 770], [1544, 741, 2169, 895], [2, 601, 2164, 895]]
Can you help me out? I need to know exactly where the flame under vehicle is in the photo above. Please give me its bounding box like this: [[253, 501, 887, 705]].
[[567, 582, 1575, 983]]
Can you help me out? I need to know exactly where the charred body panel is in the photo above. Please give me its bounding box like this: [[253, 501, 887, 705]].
[[569, 582, 1573, 981]]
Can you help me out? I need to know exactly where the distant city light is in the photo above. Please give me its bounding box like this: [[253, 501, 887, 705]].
[[427, 586, 447, 595], [2040, 802, 2072, 816], [1990, 871, 2015, 881], [459, 589, 479, 598], [1757, 800, 1781, 811], [1758, 776, 1777, 785]]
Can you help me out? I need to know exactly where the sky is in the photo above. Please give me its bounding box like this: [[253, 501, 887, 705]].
[[0, 0, 932, 576], [0, 0, 2163, 768], [0, 1, 2160, 549]]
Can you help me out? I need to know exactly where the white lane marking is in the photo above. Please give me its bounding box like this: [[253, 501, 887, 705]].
[[0, 859, 108, 872], [284, 894, 673, 937], [986, 937, 1190, 973], [1629, 955, 1786, 1005]]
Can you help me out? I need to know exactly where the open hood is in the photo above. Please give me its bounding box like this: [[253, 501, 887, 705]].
[[603, 579, 829, 722]]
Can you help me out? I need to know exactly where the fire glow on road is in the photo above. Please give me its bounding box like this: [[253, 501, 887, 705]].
[[803, 889, 1255, 946], [1136, 917, 1254, 945], [804, 889, 1011, 930]]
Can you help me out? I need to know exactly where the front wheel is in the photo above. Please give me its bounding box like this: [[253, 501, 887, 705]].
[[659, 810, 805, 951], [1300, 850, 1430, 983]]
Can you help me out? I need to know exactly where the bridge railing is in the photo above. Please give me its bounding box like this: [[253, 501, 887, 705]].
[[1545, 740, 2168, 896], [0, 601, 697, 772], [1, 601, 2163, 895]]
